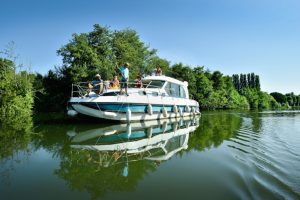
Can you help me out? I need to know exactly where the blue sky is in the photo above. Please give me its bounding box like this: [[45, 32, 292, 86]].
[[1, 0, 300, 94]]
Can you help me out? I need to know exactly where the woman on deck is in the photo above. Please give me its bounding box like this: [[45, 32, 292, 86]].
[[110, 75, 120, 89]]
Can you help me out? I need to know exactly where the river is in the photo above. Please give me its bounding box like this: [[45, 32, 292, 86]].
[[1, 111, 300, 199]]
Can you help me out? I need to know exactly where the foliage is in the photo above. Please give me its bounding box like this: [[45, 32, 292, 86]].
[[0, 58, 34, 129], [270, 92, 287, 104], [240, 88, 280, 109], [285, 92, 300, 107], [57, 24, 157, 82], [232, 73, 261, 91], [32, 25, 159, 111]]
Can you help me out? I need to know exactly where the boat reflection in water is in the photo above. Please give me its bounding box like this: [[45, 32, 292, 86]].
[[67, 116, 199, 175]]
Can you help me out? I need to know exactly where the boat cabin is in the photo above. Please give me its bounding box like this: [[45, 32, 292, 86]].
[[140, 75, 189, 99]]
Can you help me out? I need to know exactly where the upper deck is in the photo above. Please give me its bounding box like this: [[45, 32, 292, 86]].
[[70, 75, 190, 99]]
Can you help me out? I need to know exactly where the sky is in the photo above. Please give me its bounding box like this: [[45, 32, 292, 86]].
[[1, 0, 300, 94]]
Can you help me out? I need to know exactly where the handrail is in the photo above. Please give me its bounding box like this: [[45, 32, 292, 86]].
[[70, 80, 164, 97]]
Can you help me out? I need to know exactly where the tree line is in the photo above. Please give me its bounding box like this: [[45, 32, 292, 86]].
[[1, 24, 299, 125], [270, 92, 300, 107], [232, 73, 260, 91]]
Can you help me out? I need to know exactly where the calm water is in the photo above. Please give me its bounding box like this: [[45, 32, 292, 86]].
[[1, 111, 300, 199]]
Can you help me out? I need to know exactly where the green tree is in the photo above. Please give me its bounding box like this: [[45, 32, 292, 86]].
[[0, 58, 33, 129], [286, 93, 294, 107], [270, 92, 287, 105], [250, 73, 255, 89], [57, 25, 115, 82], [112, 29, 157, 78], [37, 24, 159, 112], [211, 71, 224, 90], [193, 67, 214, 109], [145, 56, 170, 76], [232, 74, 240, 91], [255, 75, 261, 90], [247, 73, 251, 88], [169, 63, 197, 99]]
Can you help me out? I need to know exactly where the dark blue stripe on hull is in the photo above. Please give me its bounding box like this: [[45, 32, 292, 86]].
[[95, 124, 175, 144], [70, 102, 196, 113]]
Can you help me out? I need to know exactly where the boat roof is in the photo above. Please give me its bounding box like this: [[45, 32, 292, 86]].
[[143, 75, 188, 87]]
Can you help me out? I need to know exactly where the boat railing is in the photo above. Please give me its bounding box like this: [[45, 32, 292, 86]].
[[71, 80, 164, 97]]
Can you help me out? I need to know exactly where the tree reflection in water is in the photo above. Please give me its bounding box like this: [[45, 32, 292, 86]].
[[0, 119, 33, 185], [34, 113, 246, 199], [0, 111, 250, 199], [188, 111, 243, 151], [53, 117, 199, 199]]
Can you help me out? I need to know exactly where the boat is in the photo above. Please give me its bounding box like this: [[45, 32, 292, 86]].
[[68, 116, 200, 165], [67, 75, 200, 122]]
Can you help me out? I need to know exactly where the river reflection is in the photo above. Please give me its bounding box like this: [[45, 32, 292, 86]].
[[1, 111, 300, 200], [51, 117, 199, 198], [69, 117, 199, 164]]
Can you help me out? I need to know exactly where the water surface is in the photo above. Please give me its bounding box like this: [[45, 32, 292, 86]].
[[1, 111, 300, 199]]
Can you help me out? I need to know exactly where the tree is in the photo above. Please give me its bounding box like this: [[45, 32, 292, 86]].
[[169, 63, 197, 99], [37, 24, 159, 112], [0, 58, 33, 129], [232, 74, 240, 91], [286, 93, 294, 107], [211, 71, 224, 90], [250, 73, 255, 88], [145, 56, 170, 76], [255, 75, 261, 90], [270, 92, 287, 105], [57, 25, 115, 82], [192, 66, 213, 108], [247, 73, 251, 88], [112, 29, 157, 78]]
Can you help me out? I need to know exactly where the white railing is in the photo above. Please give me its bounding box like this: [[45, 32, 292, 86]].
[[71, 80, 164, 97]]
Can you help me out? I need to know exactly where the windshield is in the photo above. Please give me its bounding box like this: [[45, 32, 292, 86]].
[[144, 80, 165, 88]]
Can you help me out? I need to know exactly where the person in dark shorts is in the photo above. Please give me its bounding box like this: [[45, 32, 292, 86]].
[[115, 62, 129, 96]]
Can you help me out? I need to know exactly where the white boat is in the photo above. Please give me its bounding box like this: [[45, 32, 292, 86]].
[[67, 75, 200, 122]]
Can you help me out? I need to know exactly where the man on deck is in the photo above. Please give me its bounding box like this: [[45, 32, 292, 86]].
[[90, 74, 103, 95], [115, 62, 130, 96]]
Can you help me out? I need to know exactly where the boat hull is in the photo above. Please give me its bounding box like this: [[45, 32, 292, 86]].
[[70, 103, 200, 122]]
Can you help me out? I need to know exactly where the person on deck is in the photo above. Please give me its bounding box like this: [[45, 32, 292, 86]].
[[135, 75, 143, 88], [110, 75, 120, 89], [115, 62, 130, 96], [155, 66, 162, 76], [88, 74, 103, 95]]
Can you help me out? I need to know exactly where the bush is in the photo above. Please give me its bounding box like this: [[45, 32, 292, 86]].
[[0, 58, 33, 130]]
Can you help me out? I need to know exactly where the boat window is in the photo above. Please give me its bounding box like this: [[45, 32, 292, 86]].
[[165, 82, 180, 97], [179, 86, 186, 98], [145, 80, 165, 88]]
